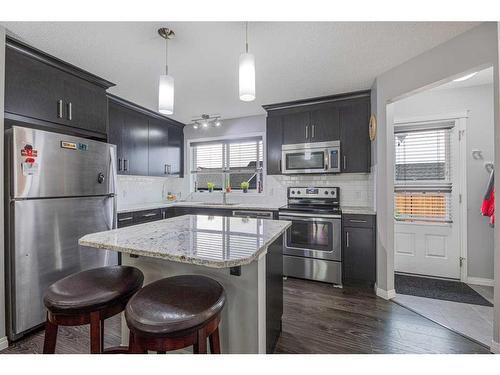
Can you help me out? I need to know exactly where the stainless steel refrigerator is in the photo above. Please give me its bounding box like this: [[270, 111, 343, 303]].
[[5, 126, 118, 340]]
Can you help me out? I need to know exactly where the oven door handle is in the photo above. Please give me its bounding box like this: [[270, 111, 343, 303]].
[[279, 213, 341, 221]]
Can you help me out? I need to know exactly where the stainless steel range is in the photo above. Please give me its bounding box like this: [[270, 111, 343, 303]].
[[278, 187, 342, 285]]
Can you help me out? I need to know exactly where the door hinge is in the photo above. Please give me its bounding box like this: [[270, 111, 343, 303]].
[[460, 257, 466, 267]]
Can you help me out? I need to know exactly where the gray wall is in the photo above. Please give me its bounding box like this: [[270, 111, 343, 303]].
[[394, 83, 495, 280], [0, 25, 6, 345], [372, 22, 500, 349]]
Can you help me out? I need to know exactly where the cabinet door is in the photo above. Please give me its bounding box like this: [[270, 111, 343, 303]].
[[266, 115, 283, 175], [310, 106, 340, 142], [340, 98, 371, 173], [108, 103, 125, 174], [282, 111, 310, 144], [4, 47, 62, 123], [148, 118, 169, 177], [63, 75, 107, 134], [122, 109, 149, 176], [343, 226, 376, 283], [167, 125, 184, 177]]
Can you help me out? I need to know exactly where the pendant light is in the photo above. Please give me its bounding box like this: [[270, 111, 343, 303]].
[[158, 27, 175, 115], [239, 22, 256, 102]]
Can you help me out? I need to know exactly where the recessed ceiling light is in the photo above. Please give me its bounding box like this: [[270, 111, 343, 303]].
[[453, 72, 478, 82]]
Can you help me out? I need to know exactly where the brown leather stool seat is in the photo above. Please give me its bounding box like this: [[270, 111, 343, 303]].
[[125, 275, 226, 354], [43, 266, 144, 354]]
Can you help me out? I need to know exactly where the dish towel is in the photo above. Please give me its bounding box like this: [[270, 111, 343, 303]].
[[481, 169, 495, 227]]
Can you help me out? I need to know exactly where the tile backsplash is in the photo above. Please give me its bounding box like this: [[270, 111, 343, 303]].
[[118, 173, 374, 209], [116, 175, 187, 209]]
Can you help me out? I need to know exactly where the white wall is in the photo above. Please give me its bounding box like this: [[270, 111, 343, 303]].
[[394, 84, 495, 280], [0, 26, 7, 349]]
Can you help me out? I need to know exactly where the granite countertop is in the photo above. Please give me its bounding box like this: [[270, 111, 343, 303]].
[[341, 206, 376, 215], [117, 201, 284, 214], [79, 214, 291, 268]]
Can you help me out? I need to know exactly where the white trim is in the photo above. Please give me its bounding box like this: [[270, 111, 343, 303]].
[[457, 117, 468, 283], [467, 277, 495, 287], [376, 287, 396, 300], [0, 336, 8, 351], [490, 339, 500, 354], [394, 111, 469, 125]]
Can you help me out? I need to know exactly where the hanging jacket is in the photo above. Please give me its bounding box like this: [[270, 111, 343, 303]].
[[481, 169, 495, 226]]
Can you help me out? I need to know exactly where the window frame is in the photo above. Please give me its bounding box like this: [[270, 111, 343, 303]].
[[187, 132, 266, 195], [393, 122, 455, 223]]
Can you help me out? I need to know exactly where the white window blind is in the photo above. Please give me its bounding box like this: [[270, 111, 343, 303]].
[[394, 125, 453, 223], [191, 137, 263, 192]]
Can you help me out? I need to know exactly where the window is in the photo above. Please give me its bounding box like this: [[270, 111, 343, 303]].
[[394, 124, 453, 223], [191, 137, 263, 192]]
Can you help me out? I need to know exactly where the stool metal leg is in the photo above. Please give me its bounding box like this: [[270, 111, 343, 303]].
[[43, 315, 58, 354]]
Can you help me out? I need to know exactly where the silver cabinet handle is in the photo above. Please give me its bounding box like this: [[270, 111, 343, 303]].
[[279, 160, 282, 172], [350, 219, 367, 223], [57, 100, 63, 118], [67, 102, 72, 121], [142, 213, 158, 218], [118, 158, 122, 171], [343, 155, 347, 170], [346, 231, 350, 248], [124, 159, 128, 171], [305, 125, 309, 140], [164, 164, 171, 175], [164, 164, 168, 174], [118, 216, 133, 222], [311, 124, 315, 139]]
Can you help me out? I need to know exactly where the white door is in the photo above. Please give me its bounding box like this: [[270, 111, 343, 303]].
[[394, 119, 462, 279]]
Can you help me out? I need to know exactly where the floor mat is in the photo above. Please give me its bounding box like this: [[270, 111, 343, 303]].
[[395, 274, 493, 307]]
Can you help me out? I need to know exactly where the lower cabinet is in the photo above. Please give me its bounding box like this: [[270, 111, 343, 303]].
[[342, 214, 376, 285], [117, 208, 164, 228], [167, 207, 232, 218]]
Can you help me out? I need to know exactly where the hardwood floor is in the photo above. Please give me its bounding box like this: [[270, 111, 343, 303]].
[[1, 278, 489, 354]]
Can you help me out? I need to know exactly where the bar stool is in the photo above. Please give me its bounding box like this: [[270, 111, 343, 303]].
[[125, 275, 226, 354], [43, 265, 144, 354]]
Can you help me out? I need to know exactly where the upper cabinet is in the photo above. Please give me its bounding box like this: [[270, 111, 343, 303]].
[[263, 91, 371, 174], [4, 37, 114, 136], [108, 96, 184, 178]]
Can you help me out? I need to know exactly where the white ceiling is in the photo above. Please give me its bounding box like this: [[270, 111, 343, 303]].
[[2, 22, 480, 124]]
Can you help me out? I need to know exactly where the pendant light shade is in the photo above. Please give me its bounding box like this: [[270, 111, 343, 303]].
[[159, 74, 174, 115], [239, 52, 255, 102], [239, 22, 255, 102], [158, 27, 175, 115]]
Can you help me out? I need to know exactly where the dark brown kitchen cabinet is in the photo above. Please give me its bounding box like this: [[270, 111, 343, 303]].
[[342, 214, 376, 286], [148, 118, 170, 176], [266, 115, 283, 175], [340, 97, 371, 173], [263, 90, 371, 174], [282, 111, 311, 144], [167, 125, 184, 177], [108, 95, 184, 177], [4, 37, 113, 136], [310, 105, 340, 142]]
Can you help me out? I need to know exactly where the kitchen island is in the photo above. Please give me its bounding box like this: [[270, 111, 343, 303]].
[[79, 214, 291, 354]]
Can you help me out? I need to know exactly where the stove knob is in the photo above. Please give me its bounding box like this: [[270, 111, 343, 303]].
[[297, 191, 301, 195], [324, 191, 329, 195], [291, 190, 295, 195], [331, 190, 335, 195]]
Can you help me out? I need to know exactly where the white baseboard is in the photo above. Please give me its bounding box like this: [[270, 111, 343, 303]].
[[0, 336, 8, 351], [376, 287, 396, 300], [466, 277, 494, 287], [490, 339, 500, 354]]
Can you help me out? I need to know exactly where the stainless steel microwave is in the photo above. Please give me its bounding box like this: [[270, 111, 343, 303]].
[[281, 141, 340, 174]]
